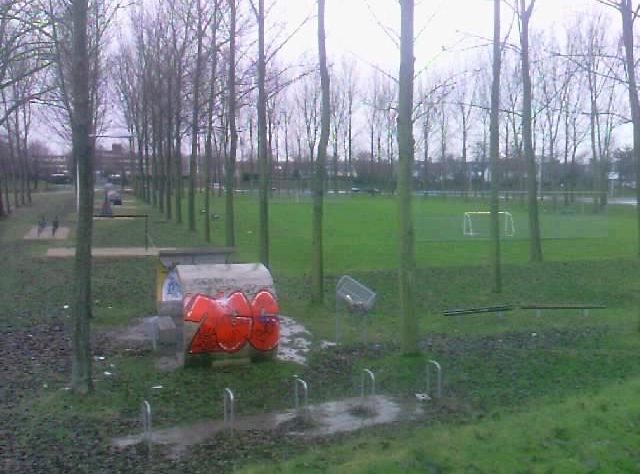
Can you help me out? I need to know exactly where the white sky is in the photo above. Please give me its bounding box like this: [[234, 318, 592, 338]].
[[47, 0, 623, 154], [273, 0, 605, 75]]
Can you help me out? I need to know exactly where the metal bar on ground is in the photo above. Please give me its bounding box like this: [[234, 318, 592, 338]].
[[426, 360, 442, 398], [223, 388, 235, 430], [361, 369, 375, 398], [293, 376, 309, 416], [442, 305, 514, 316], [141, 400, 152, 455]]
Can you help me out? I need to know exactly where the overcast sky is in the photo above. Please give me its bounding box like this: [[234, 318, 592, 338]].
[[52, 0, 624, 154], [273, 0, 607, 75]]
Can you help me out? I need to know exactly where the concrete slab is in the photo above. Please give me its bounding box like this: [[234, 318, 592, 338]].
[[176, 263, 275, 300], [24, 226, 70, 240], [47, 247, 177, 257], [144, 315, 178, 349], [157, 316, 177, 345]]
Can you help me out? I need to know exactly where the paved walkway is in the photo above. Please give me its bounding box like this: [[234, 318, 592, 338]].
[[47, 247, 177, 257], [24, 226, 70, 240]]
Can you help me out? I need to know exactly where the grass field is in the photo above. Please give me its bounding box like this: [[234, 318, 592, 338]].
[[126, 191, 635, 275], [2, 188, 640, 473]]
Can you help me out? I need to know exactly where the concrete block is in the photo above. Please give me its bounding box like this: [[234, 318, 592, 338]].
[[157, 316, 177, 345], [176, 263, 275, 300]]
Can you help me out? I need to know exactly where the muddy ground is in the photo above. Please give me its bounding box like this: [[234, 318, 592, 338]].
[[1, 314, 611, 474]]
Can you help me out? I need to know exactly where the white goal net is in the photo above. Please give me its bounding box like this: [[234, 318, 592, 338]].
[[463, 211, 515, 237]]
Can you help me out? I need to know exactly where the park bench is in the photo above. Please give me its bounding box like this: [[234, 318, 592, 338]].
[[520, 303, 606, 317], [442, 304, 515, 318]]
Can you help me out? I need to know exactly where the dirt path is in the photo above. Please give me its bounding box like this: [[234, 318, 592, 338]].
[[24, 226, 70, 240]]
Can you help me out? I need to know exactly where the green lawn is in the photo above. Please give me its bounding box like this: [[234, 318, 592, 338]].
[[179, 192, 636, 275], [3, 189, 640, 473], [239, 376, 640, 474]]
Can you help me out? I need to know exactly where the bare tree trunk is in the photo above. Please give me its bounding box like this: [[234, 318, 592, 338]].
[[225, 0, 237, 248], [175, 96, 183, 224], [165, 75, 173, 220], [71, 0, 94, 395], [489, 0, 502, 293], [312, 0, 330, 304], [397, 0, 417, 354], [13, 109, 26, 206], [1, 155, 10, 214], [204, 93, 214, 242], [4, 112, 19, 210], [257, 0, 270, 266], [21, 101, 31, 205], [520, 0, 543, 262], [0, 171, 5, 217], [620, 0, 640, 256], [204, 4, 219, 243], [461, 106, 469, 196], [189, 0, 204, 233]]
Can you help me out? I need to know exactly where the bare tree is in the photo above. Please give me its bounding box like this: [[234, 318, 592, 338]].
[[250, 0, 270, 266], [188, 0, 205, 232], [70, 0, 94, 395], [516, 0, 543, 262], [297, 73, 320, 164], [489, 0, 502, 292], [311, 0, 330, 304], [397, 0, 417, 354], [44, 0, 112, 145], [203, 2, 222, 242], [225, 0, 238, 247], [597, 0, 640, 254], [0, 1, 52, 216], [452, 70, 477, 194]]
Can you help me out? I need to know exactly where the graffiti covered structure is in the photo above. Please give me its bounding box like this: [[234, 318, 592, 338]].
[[183, 291, 280, 358]]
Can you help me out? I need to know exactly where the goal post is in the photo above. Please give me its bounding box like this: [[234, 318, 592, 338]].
[[463, 211, 515, 237]]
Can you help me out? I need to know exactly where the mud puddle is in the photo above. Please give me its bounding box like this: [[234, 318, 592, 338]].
[[112, 395, 426, 458]]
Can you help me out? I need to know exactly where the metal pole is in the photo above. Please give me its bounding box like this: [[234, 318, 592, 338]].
[[426, 360, 442, 398], [141, 400, 152, 455], [361, 369, 375, 398], [293, 376, 309, 416], [223, 388, 235, 430], [335, 296, 340, 344]]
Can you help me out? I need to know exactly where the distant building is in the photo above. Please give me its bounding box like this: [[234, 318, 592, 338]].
[[94, 143, 134, 176], [32, 154, 70, 179]]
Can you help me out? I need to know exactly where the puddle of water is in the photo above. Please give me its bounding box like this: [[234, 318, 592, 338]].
[[296, 395, 418, 437], [112, 395, 425, 458], [108, 314, 326, 368], [277, 315, 313, 365]]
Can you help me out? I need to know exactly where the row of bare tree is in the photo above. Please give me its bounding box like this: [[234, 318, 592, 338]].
[[0, 0, 116, 218]]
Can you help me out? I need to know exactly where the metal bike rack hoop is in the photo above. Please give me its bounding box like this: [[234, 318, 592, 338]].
[[426, 360, 442, 398], [361, 368, 376, 398], [223, 388, 235, 430]]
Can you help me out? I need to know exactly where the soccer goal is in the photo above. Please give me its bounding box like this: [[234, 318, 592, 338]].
[[463, 211, 515, 237]]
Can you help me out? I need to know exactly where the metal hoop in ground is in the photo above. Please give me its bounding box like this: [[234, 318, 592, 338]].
[[223, 388, 235, 431], [141, 400, 152, 456], [426, 360, 442, 398]]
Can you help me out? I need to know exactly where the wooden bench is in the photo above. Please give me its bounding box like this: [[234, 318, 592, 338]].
[[520, 304, 606, 317]]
